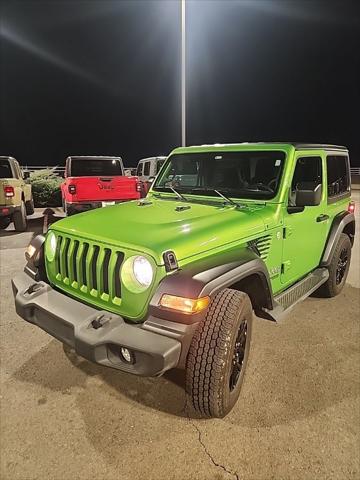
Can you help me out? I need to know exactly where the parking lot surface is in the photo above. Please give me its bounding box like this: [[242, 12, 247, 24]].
[[1, 196, 359, 480]]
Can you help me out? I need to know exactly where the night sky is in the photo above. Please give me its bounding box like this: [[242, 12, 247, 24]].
[[1, 0, 359, 167]]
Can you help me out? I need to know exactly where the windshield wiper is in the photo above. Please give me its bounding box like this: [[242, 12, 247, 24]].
[[213, 190, 244, 208], [168, 185, 188, 202], [190, 187, 245, 208]]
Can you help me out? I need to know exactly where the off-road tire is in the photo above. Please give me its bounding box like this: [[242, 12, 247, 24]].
[[317, 233, 351, 297], [13, 201, 27, 231], [25, 198, 35, 215], [0, 217, 11, 230], [186, 288, 253, 418]]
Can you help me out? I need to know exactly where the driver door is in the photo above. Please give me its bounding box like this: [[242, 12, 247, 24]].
[[281, 154, 329, 287]]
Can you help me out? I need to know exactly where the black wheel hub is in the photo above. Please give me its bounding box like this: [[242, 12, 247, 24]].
[[229, 320, 247, 391], [336, 248, 348, 285]]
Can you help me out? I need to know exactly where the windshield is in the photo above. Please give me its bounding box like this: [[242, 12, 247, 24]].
[[0, 159, 12, 178], [153, 151, 286, 200], [70, 158, 123, 177]]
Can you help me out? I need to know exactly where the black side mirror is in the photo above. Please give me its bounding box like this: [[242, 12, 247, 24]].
[[295, 182, 322, 207], [23, 171, 30, 180]]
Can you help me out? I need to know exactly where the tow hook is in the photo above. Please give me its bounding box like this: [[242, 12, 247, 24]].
[[91, 314, 111, 329], [25, 283, 43, 295]]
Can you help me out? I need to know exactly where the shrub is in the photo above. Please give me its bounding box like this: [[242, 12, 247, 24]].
[[29, 169, 63, 207]]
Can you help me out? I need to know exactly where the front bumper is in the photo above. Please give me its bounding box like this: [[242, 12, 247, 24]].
[[12, 271, 184, 376]]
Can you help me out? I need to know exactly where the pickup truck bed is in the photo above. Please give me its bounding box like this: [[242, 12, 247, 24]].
[[61, 156, 141, 215]]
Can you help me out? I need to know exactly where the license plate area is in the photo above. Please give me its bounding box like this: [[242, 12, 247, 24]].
[[36, 309, 74, 347], [102, 201, 115, 207]]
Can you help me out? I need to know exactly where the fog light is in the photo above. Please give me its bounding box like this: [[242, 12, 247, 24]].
[[120, 347, 133, 364]]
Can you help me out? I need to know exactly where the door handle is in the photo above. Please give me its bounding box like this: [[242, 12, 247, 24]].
[[316, 214, 329, 222]]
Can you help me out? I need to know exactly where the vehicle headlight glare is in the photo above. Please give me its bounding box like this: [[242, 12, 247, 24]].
[[45, 231, 57, 262], [121, 255, 154, 293], [133, 256, 153, 287]]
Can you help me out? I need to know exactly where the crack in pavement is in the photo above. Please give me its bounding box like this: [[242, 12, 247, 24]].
[[184, 398, 240, 480]]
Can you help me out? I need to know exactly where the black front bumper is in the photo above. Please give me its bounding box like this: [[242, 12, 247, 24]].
[[12, 272, 185, 376]]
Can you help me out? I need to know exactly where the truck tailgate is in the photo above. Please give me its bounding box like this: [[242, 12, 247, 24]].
[[66, 176, 140, 202]]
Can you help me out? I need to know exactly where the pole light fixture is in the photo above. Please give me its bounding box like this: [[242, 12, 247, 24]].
[[181, 0, 186, 147]]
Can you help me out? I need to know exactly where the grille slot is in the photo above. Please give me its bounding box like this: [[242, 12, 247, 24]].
[[103, 249, 111, 294], [114, 252, 125, 298], [52, 234, 125, 303], [55, 236, 63, 273], [72, 240, 79, 282], [91, 246, 100, 291], [81, 243, 89, 286]]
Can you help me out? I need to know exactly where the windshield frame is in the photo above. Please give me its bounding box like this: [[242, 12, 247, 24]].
[[152, 150, 287, 201]]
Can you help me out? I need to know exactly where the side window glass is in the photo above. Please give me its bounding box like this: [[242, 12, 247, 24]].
[[136, 163, 143, 176], [143, 162, 150, 176], [326, 155, 350, 197], [14, 162, 21, 179], [156, 159, 165, 174], [289, 156, 322, 205]]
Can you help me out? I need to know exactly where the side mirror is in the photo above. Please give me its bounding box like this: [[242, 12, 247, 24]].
[[23, 171, 30, 180], [295, 182, 322, 207], [148, 176, 155, 184]]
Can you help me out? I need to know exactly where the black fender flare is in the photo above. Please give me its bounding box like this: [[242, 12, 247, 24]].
[[321, 211, 355, 267], [149, 247, 273, 325]]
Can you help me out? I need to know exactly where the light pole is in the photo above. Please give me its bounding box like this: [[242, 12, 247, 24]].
[[181, 0, 186, 147]]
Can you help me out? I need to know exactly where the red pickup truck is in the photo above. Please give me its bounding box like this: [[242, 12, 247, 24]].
[[61, 156, 141, 215]]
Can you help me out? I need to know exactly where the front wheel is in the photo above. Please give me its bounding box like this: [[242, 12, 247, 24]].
[[186, 289, 253, 418], [316, 233, 352, 297]]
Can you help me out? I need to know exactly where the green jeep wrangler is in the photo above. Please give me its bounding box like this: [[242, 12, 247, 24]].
[[12, 143, 355, 417], [0, 156, 34, 231]]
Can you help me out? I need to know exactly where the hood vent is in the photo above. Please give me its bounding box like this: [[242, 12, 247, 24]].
[[248, 234, 272, 260]]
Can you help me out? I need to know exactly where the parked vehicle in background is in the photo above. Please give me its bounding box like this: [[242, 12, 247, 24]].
[[0, 156, 34, 231], [61, 156, 141, 215], [136, 156, 166, 195], [13, 143, 355, 418], [124, 167, 137, 177]]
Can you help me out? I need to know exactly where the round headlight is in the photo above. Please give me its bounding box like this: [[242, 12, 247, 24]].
[[45, 231, 57, 262], [121, 255, 154, 293], [133, 256, 153, 287]]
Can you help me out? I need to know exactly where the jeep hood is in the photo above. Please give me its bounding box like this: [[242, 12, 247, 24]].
[[52, 199, 267, 265]]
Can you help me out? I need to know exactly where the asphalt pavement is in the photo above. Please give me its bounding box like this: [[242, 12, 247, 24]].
[[0, 196, 359, 480]]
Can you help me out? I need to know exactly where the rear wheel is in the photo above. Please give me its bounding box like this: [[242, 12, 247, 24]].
[[0, 217, 11, 230], [317, 233, 352, 297], [13, 201, 27, 231], [186, 288, 253, 418]]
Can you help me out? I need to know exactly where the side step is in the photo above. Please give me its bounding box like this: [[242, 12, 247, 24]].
[[264, 267, 329, 322]]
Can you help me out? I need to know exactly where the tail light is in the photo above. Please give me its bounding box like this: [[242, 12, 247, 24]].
[[68, 184, 76, 194], [4, 186, 14, 198], [348, 201, 355, 214], [136, 182, 142, 192]]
